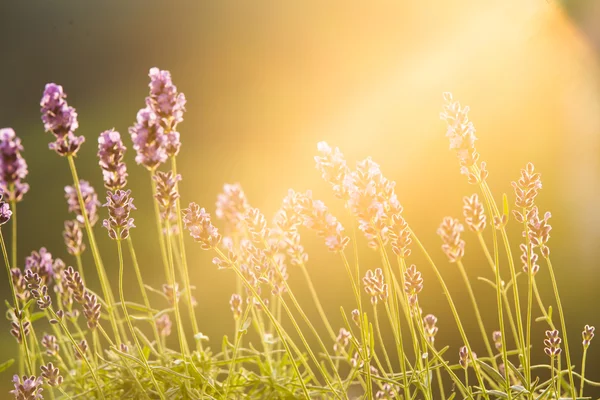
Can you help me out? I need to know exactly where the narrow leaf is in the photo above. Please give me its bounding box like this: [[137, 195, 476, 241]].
[[0, 359, 15, 374]]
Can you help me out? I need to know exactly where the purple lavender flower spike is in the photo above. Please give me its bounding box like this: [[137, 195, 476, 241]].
[[25, 247, 54, 283], [146, 67, 185, 156], [65, 180, 100, 226], [0, 193, 11, 225], [40, 83, 85, 156], [10, 374, 43, 399], [128, 106, 168, 170], [97, 129, 128, 190], [102, 189, 136, 240], [0, 128, 29, 202]]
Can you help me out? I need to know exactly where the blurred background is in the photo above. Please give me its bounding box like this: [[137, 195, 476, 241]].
[[1, 0, 599, 396]]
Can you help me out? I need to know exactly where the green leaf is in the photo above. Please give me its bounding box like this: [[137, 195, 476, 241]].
[[547, 305, 553, 320], [477, 360, 506, 386], [28, 311, 46, 323], [485, 390, 509, 399], [124, 301, 159, 314], [0, 359, 15, 374], [240, 317, 252, 334], [477, 276, 498, 289], [505, 360, 527, 388]]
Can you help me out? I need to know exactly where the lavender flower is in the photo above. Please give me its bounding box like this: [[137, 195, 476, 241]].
[[82, 292, 101, 329], [25, 248, 55, 283], [156, 314, 172, 337], [65, 180, 100, 227], [363, 268, 388, 305], [314, 141, 352, 200], [63, 220, 85, 256], [492, 331, 503, 352], [11, 268, 30, 302], [582, 325, 595, 347], [10, 375, 43, 400], [404, 264, 423, 308], [437, 217, 466, 263], [527, 207, 552, 257], [512, 162, 542, 222], [102, 189, 136, 240], [229, 294, 243, 320], [128, 107, 168, 170], [0, 193, 12, 225], [73, 340, 88, 360], [423, 314, 439, 345], [459, 346, 469, 369], [63, 266, 86, 304], [146, 68, 185, 156], [40, 362, 63, 387], [183, 202, 222, 250], [296, 191, 349, 252], [97, 129, 127, 190], [40, 83, 85, 156], [10, 319, 30, 345], [41, 335, 59, 358], [216, 183, 251, 235], [544, 329, 562, 357], [0, 128, 29, 202], [333, 328, 351, 353], [463, 194, 486, 232], [153, 171, 180, 220]]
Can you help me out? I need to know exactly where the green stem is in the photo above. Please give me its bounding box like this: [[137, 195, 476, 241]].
[[477, 233, 520, 350], [298, 262, 336, 341], [433, 345, 446, 400], [116, 238, 166, 400], [409, 228, 490, 399], [373, 306, 393, 374], [149, 172, 171, 285], [164, 220, 190, 361], [126, 236, 164, 354], [74, 254, 86, 287], [170, 156, 202, 351], [48, 306, 105, 400], [214, 247, 311, 399], [224, 303, 252, 399], [66, 155, 121, 344], [10, 194, 17, 273], [0, 229, 33, 374], [580, 346, 589, 397], [457, 260, 497, 368], [545, 256, 576, 398]]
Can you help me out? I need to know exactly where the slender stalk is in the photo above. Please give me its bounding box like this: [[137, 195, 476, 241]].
[[475, 189, 513, 398], [224, 303, 252, 399], [532, 280, 556, 330], [545, 256, 576, 398], [170, 156, 202, 351], [477, 233, 520, 347], [149, 172, 171, 284], [66, 155, 121, 344], [477, 176, 526, 375], [10, 193, 17, 273], [580, 345, 589, 397], [213, 247, 311, 399], [383, 302, 410, 399], [126, 236, 164, 353], [372, 306, 393, 373], [298, 262, 336, 341], [433, 346, 446, 400], [48, 306, 105, 400], [116, 238, 166, 400], [551, 356, 558, 399], [0, 229, 33, 374], [164, 220, 190, 361], [456, 260, 497, 367], [409, 229, 490, 399]]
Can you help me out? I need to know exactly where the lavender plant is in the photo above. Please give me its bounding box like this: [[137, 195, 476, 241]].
[[0, 70, 597, 400]]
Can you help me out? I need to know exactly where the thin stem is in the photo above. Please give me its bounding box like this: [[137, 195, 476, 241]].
[[170, 156, 202, 351], [476, 233, 520, 346], [66, 155, 121, 344], [165, 220, 190, 361], [224, 303, 252, 399], [372, 306, 393, 374], [383, 302, 410, 399], [214, 247, 311, 398], [533, 280, 556, 330], [409, 228, 490, 399], [48, 306, 105, 400], [298, 262, 336, 341], [580, 345, 589, 397], [126, 236, 164, 353], [10, 194, 17, 274], [545, 256, 576, 398], [475, 189, 513, 398], [149, 172, 171, 284], [116, 238, 166, 400], [0, 229, 33, 374], [433, 346, 446, 400], [456, 260, 497, 367]]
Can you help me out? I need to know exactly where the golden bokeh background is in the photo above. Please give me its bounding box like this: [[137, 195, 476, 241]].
[[1, 0, 599, 395]]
